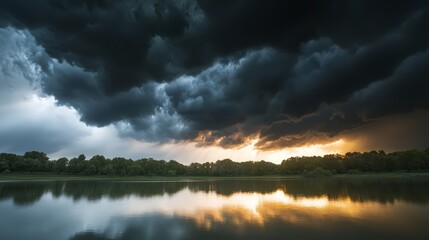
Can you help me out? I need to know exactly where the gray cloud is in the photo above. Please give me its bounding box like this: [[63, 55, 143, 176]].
[[0, 28, 90, 153]]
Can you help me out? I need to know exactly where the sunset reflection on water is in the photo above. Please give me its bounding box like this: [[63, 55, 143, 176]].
[[122, 186, 428, 234], [1, 179, 429, 240]]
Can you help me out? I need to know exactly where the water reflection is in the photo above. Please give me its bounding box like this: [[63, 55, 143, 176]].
[[1, 178, 429, 240]]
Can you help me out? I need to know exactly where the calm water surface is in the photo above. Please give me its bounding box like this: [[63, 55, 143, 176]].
[[1, 177, 429, 240]]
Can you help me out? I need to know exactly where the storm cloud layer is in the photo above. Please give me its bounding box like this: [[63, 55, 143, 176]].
[[1, 0, 429, 151]]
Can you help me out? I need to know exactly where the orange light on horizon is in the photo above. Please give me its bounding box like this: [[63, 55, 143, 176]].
[[126, 137, 353, 164]]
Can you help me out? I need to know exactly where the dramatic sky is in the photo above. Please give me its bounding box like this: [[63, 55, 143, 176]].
[[1, 0, 429, 163]]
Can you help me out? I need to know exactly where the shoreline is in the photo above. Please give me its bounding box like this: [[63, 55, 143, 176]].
[[1, 172, 429, 181]]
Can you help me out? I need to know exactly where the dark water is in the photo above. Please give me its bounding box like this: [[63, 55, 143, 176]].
[[1, 178, 429, 240]]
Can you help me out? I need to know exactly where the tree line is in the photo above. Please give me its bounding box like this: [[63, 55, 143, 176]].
[[0, 149, 429, 176]]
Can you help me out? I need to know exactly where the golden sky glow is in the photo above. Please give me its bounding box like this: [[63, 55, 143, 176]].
[[126, 137, 354, 164], [48, 122, 353, 163]]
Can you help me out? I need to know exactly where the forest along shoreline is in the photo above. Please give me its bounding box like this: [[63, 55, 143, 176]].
[[1, 149, 429, 179]]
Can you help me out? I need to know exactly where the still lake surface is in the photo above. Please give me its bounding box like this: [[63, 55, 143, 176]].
[[1, 177, 429, 240]]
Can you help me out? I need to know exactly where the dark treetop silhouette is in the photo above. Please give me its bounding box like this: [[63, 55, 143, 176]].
[[1, 149, 429, 177]]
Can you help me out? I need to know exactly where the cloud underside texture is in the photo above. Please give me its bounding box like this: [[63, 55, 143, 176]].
[[1, 0, 429, 151]]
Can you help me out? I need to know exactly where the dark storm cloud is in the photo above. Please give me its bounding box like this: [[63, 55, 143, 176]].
[[350, 49, 429, 119], [276, 8, 429, 117], [165, 48, 292, 131], [256, 47, 429, 150], [0, 0, 191, 93], [43, 62, 162, 126], [1, 0, 429, 150]]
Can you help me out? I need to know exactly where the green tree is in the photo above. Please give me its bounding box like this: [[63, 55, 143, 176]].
[[54, 157, 69, 173], [24, 151, 49, 172]]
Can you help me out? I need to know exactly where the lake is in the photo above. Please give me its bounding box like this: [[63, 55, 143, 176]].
[[1, 177, 429, 240]]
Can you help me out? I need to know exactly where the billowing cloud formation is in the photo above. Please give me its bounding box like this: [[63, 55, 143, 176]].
[[0, 28, 90, 153], [1, 0, 429, 152]]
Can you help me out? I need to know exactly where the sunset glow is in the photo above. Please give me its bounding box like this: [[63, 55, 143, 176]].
[[152, 138, 350, 164]]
